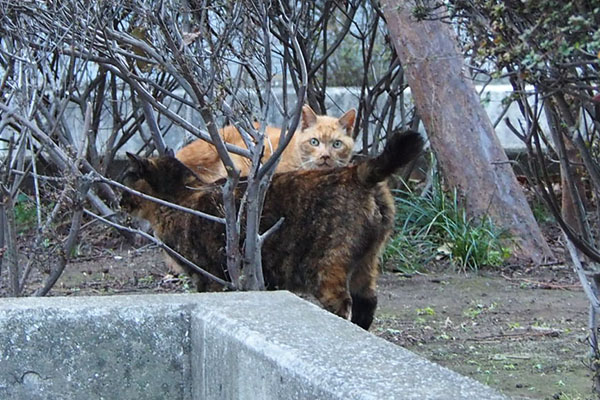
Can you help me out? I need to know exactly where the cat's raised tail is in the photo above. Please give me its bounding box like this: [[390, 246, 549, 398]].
[[357, 130, 424, 186]]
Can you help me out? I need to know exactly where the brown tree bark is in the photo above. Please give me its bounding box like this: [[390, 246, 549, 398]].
[[380, 0, 553, 263]]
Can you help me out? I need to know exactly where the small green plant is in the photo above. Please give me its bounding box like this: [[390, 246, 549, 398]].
[[464, 306, 483, 319], [532, 320, 550, 329], [531, 200, 555, 224], [14, 193, 37, 233], [463, 302, 496, 319], [416, 306, 436, 316], [384, 171, 511, 272], [508, 322, 521, 330], [138, 275, 155, 285], [180, 275, 193, 292]]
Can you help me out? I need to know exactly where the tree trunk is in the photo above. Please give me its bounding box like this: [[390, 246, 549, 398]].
[[380, 0, 553, 263]]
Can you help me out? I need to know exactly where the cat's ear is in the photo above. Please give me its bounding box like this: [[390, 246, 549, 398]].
[[126, 152, 151, 175], [338, 109, 356, 137], [301, 104, 318, 130]]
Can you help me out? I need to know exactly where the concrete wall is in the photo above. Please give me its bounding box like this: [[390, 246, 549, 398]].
[[0, 86, 542, 159], [0, 291, 509, 400]]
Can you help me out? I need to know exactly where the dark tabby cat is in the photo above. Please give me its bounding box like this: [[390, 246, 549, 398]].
[[120, 130, 423, 330]]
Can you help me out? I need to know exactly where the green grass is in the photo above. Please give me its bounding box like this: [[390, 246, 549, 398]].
[[383, 176, 511, 273]]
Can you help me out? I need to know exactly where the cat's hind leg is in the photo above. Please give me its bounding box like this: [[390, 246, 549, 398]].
[[314, 263, 353, 321], [348, 254, 379, 330], [350, 292, 377, 330]]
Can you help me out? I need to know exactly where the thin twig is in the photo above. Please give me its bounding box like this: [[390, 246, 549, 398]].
[[84, 209, 235, 290], [95, 173, 226, 225], [501, 273, 582, 291], [259, 217, 284, 245], [565, 236, 600, 310]]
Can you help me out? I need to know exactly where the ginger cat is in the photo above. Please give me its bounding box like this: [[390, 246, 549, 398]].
[[120, 130, 424, 330], [175, 105, 357, 182]]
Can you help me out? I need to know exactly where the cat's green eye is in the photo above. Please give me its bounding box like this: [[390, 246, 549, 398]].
[[332, 140, 343, 149], [309, 138, 320, 146]]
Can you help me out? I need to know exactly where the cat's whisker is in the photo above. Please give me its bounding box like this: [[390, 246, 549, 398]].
[[298, 159, 315, 169]]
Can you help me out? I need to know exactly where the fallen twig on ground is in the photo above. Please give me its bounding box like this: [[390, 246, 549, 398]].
[[501, 274, 582, 290], [466, 328, 561, 342]]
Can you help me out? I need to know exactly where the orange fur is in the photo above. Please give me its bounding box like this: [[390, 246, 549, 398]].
[[175, 105, 356, 182]]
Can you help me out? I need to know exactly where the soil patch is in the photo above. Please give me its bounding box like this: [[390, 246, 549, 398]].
[[375, 269, 590, 399]]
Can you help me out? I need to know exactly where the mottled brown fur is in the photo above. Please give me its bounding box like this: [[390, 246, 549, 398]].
[[120, 130, 423, 329], [175, 105, 357, 182]]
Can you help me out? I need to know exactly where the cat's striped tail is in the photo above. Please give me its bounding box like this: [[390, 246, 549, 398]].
[[357, 130, 424, 186]]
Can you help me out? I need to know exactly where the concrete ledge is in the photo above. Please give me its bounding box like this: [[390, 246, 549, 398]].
[[0, 292, 508, 399]]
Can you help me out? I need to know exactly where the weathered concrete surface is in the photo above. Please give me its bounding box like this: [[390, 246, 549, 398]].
[[0, 295, 193, 400], [0, 292, 509, 400]]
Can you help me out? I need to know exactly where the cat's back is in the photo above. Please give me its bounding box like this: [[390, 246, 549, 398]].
[[263, 165, 389, 229], [259, 165, 393, 292], [176, 125, 245, 181], [177, 124, 244, 156]]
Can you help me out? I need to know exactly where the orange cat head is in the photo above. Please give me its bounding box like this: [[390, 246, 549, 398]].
[[297, 105, 357, 169]]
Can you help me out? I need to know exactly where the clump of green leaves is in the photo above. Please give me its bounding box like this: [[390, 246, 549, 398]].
[[383, 175, 511, 273], [447, 1, 600, 87], [14, 193, 37, 234], [531, 200, 555, 224]]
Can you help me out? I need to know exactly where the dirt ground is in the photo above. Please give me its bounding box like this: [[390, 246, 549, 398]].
[[2, 226, 593, 400], [376, 268, 590, 400]]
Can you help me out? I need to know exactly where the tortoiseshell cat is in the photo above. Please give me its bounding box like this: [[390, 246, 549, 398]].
[[120, 130, 423, 330], [175, 105, 357, 182]]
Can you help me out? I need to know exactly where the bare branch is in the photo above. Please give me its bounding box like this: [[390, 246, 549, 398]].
[[95, 174, 226, 225], [84, 209, 235, 291]]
